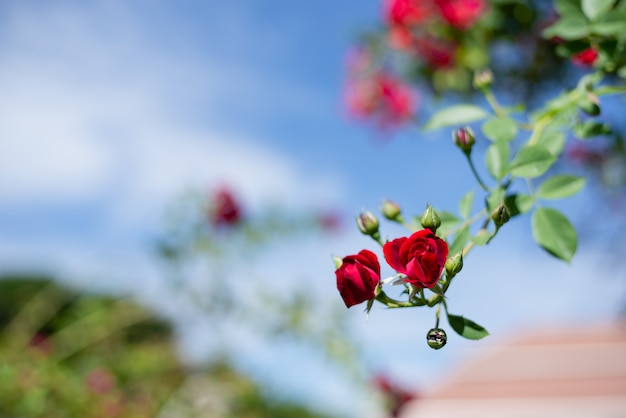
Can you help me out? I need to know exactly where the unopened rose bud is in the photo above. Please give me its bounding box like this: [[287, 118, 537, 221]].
[[473, 68, 493, 91], [491, 203, 511, 227], [420, 205, 441, 231], [445, 251, 463, 277], [578, 92, 601, 116], [453, 127, 475, 154], [426, 328, 447, 350], [356, 211, 380, 237], [381, 199, 403, 222]]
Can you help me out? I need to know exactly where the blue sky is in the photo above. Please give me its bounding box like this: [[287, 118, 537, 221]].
[[1, 1, 625, 417]]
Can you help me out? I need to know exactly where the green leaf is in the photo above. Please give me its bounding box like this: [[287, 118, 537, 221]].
[[482, 116, 518, 142], [543, 16, 590, 40], [424, 105, 489, 131], [448, 314, 489, 340], [510, 145, 556, 178], [582, 0, 616, 21], [555, 0, 583, 16], [485, 140, 510, 180], [531, 208, 577, 262], [591, 10, 626, 35], [448, 226, 469, 255], [486, 187, 505, 213], [619, 66, 626, 79], [504, 193, 534, 217], [459, 191, 474, 219], [470, 232, 490, 246], [536, 131, 566, 157], [536, 175, 586, 199]]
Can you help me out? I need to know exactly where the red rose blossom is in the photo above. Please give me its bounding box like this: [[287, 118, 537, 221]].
[[385, 0, 433, 27], [336, 249, 381, 308], [345, 70, 415, 128], [383, 229, 448, 288], [211, 187, 241, 227], [571, 48, 598, 67], [435, 0, 485, 30], [414, 37, 457, 69]]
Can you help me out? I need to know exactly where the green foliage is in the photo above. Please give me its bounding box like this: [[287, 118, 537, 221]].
[[447, 313, 489, 340], [531, 208, 578, 262], [424, 105, 490, 131]]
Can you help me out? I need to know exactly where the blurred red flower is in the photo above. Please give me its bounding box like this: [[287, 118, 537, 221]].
[[345, 70, 415, 128], [571, 47, 598, 67], [435, 0, 486, 30], [415, 37, 457, 69], [385, 0, 433, 27], [211, 187, 242, 227]]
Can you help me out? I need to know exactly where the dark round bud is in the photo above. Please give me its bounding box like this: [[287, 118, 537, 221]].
[[426, 328, 447, 350], [491, 203, 511, 227], [578, 93, 601, 116]]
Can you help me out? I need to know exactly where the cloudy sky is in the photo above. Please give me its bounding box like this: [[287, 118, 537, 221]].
[[1, 1, 625, 417]]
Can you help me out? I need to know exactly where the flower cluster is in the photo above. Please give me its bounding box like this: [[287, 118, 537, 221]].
[[344, 48, 415, 129], [334, 202, 479, 349]]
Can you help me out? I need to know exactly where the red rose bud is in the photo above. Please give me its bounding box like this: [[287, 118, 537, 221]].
[[578, 92, 601, 116], [381, 199, 403, 222], [426, 328, 447, 350], [383, 229, 449, 288], [356, 211, 380, 237], [571, 48, 598, 67], [453, 127, 475, 154], [491, 203, 511, 227], [336, 250, 381, 308], [445, 250, 463, 277], [419, 204, 441, 231], [473, 68, 493, 91]]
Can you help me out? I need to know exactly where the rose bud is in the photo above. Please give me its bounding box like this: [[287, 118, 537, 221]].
[[473, 68, 493, 91], [383, 229, 448, 289], [426, 328, 447, 350], [356, 211, 380, 238], [381, 199, 403, 222], [578, 92, 601, 116], [335, 249, 381, 308], [419, 204, 441, 232], [445, 250, 464, 278], [453, 127, 475, 154], [491, 203, 511, 227]]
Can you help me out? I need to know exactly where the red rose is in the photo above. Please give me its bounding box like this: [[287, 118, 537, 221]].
[[385, 0, 433, 27], [344, 70, 415, 128], [383, 229, 448, 288], [211, 187, 241, 227], [571, 48, 598, 67], [435, 0, 485, 30], [336, 249, 381, 308]]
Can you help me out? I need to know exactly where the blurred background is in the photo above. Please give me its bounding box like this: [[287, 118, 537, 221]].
[[1, 1, 625, 417]]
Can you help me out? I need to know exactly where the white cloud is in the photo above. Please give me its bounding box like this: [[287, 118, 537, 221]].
[[0, 1, 344, 229]]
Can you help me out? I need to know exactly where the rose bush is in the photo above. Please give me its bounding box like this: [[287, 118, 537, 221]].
[[336, 249, 381, 307], [383, 230, 449, 289], [334, 0, 626, 351]]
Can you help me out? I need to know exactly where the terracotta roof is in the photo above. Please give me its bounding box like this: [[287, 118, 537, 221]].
[[399, 321, 626, 418]]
